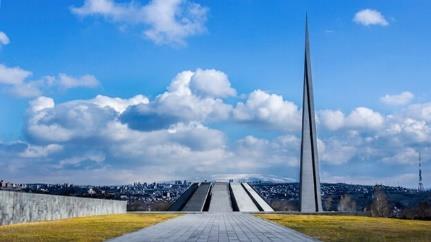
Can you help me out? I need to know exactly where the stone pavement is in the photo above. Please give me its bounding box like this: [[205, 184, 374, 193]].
[[108, 213, 319, 242]]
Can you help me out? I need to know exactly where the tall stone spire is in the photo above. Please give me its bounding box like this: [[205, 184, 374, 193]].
[[299, 16, 322, 212]]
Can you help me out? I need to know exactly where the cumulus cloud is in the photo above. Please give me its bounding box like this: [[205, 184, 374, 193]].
[[92, 94, 149, 113], [0, 64, 100, 98], [71, 0, 208, 45], [121, 69, 233, 131], [21, 96, 235, 181], [319, 139, 357, 165], [235, 135, 300, 168], [0, 64, 41, 97], [380, 91, 414, 106], [354, 9, 389, 26], [233, 90, 301, 131], [405, 102, 431, 122], [345, 107, 384, 129], [56, 73, 99, 89], [20, 144, 63, 158], [385, 117, 430, 143], [0, 64, 31, 86], [319, 107, 384, 131], [26, 98, 117, 143], [0, 32, 10, 46], [56, 152, 106, 169], [319, 110, 345, 131], [10, 67, 309, 183], [382, 147, 418, 165], [4, 68, 431, 186], [189, 69, 236, 98], [29, 96, 55, 113]]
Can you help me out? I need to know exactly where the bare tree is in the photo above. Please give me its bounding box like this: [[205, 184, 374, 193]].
[[338, 195, 357, 212], [370, 185, 392, 217]]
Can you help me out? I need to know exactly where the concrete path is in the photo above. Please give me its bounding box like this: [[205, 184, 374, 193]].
[[208, 183, 232, 212], [108, 213, 318, 242]]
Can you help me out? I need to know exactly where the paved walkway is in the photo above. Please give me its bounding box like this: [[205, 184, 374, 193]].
[[108, 213, 318, 242]]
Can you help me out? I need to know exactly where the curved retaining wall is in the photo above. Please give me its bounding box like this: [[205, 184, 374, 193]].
[[0, 190, 127, 225]]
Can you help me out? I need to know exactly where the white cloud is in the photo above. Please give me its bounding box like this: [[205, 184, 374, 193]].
[[71, 0, 208, 45], [382, 147, 418, 165], [5, 68, 431, 184], [319, 109, 345, 131], [156, 69, 233, 122], [353, 9, 389, 26], [121, 69, 233, 131], [0, 63, 100, 98], [142, 0, 207, 45], [0, 32, 10, 46], [20, 144, 63, 158], [0, 64, 31, 85], [189, 69, 236, 98], [26, 98, 117, 143], [233, 89, 301, 131], [92, 94, 149, 113], [29, 96, 55, 113], [56, 152, 105, 169], [235, 135, 300, 168], [0, 64, 41, 97], [380, 91, 414, 106], [320, 139, 357, 165], [405, 102, 431, 122], [71, 0, 123, 16], [57, 73, 99, 89], [18, 83, 307, 183], [345, 107, 384, 129], [385, 117, 430, 143]]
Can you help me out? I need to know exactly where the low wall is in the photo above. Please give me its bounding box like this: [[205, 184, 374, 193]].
[[0, 190, 127, 225]]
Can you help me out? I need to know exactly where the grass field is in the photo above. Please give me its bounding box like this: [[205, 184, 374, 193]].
[[257, 214, 431, 242], [0, 213, 178, 242]]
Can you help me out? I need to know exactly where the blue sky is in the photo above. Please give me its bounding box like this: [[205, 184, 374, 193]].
[[0, 0, 430, 187]]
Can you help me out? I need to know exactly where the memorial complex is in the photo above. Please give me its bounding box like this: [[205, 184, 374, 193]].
[[166, 18, 323, 214]]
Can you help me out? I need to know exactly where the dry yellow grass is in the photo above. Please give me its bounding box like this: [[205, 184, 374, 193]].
[[257, 214, 431, 242], [0, 213, 178, 242]]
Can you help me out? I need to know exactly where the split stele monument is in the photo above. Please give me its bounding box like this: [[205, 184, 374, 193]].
[[299, 17, 323, 213]]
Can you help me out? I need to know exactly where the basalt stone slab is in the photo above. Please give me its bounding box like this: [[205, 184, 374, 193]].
[[182, 182, 211, 212], [0, 190, 126, 225], [208, 182, 232, 212]]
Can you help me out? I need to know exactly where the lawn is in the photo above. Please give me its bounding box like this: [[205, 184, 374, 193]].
[[257, 214, 431, 242], [0, 213, 178, 242]]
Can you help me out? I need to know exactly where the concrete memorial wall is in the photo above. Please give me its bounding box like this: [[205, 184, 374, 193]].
[[0, 190, 127, 225]]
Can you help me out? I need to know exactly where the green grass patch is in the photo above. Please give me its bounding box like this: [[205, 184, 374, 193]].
[[0, 213, 178, 242], [257, 214, 431, 242]]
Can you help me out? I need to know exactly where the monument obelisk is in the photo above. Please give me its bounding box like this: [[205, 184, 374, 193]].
[[299, 17, 323, 212]]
